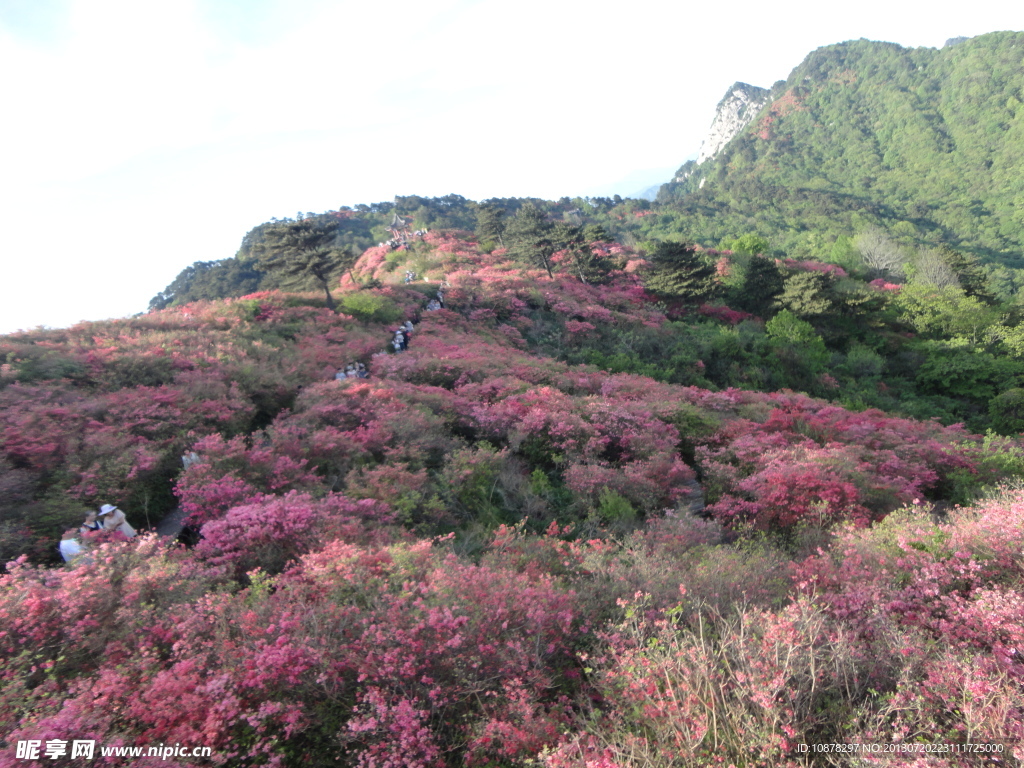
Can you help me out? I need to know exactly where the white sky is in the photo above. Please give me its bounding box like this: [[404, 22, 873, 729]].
[[1, 0, 1021, 334]]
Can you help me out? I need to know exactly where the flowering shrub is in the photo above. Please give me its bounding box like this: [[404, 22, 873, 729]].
[[698, 395, 974, 530], [5, 227, 1024, 767], [868, 278, 902, 292], [697, 303, 756, 325], [174, 433, 321, 525], [195, 491, 393, 576], [778, 258, 848, 277]]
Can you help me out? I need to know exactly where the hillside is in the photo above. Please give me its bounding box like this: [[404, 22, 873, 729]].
[[3, 232, 1024, 765], [657, 32, 1024, 265]]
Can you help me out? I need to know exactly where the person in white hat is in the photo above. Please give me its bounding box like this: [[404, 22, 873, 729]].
[[98, 504, 136, 538]]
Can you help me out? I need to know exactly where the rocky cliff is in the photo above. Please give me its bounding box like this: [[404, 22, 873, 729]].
[[698, 82, 771, 164]]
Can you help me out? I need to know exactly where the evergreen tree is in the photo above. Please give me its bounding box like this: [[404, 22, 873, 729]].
[[504, 203, 556, 278], [250, 217, 355, 310], [474, 203, 507, 248], [938, 246, 996, 303], [582, 223, 612, 243], [736, 255, 785, 317], [775, 271, 840, 321], [643, 241, 717, 303], [552, 222, 612, 285]]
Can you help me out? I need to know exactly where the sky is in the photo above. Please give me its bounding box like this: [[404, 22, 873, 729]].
[[1, 0, 1021, 334]]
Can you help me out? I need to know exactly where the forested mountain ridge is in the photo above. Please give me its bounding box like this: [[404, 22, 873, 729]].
[[659, 31, 1024, 264], [151, 32, 1024, 316]]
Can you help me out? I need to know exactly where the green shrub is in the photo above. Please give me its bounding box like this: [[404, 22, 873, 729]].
[[596, 487, 636, 525], [989, 387, 1024, 435], [9, 352, 87, 384], [339, 292, 403, 324], [946, 430, 1024, 504]]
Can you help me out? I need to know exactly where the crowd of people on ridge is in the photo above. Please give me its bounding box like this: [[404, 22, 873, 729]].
[[335, 362, 369, 380], [388, 286, 446, 353]]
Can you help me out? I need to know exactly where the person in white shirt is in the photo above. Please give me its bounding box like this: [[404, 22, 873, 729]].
[[59, 530, 85, 562]]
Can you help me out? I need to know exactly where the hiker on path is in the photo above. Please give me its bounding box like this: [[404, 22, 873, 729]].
[[98, 504, 136, 538]]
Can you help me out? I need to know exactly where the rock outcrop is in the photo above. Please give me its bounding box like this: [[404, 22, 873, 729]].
[[675, 82, 771, 182]]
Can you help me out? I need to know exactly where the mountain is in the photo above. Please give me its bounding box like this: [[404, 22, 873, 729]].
[[658, 31, 1024, 265]]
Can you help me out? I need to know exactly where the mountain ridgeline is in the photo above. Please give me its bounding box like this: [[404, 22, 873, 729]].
[[659, 31, 1024, 265]]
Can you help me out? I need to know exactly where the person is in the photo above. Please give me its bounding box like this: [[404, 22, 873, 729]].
[[59, 529, 86, 563], [98, 504, 136, 538], [334, 368, 347, 380], [436, 290, 445, 309], [80, 511, 102, 534], [403, 320, 414, 338], [426, 299, 440, 311], [356, 362, 368, 378], [392, 331, 404, 352]]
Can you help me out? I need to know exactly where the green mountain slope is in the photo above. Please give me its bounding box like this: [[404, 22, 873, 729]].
[[658, 32, 1024, 264]]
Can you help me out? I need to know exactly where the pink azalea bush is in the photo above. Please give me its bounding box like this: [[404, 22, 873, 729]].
[[4, 230, 1024, 767]]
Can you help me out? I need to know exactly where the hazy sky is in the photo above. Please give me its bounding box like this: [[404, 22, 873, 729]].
[[1, 0, 1021, 334]]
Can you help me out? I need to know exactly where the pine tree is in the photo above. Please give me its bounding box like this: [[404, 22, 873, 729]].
[[775, 271, 839, 320], [938, 246, 995, 303], [250, 217, 355, 310], [475, 203, 507, 249], [643, 241, 717, 303], [736, 255, 785, 317], [504, 203, 556, 278], [552, 222, 612, 284]]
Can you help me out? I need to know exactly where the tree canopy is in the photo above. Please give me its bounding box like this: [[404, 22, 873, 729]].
[[643, 241, 717, 303], [250, 217, 357, 310]]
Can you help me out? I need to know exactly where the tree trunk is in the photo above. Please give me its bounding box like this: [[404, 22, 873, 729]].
[[322, 282, 336, 311]]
